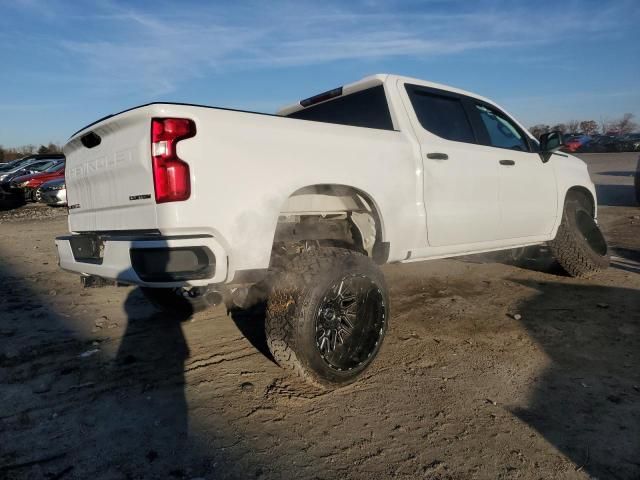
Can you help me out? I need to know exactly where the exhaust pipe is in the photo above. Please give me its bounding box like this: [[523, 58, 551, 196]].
[[203, 288, 224, 307]]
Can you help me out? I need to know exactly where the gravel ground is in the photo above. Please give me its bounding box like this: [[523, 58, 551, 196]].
[[0, 202, 67, 224], [0, 154, 639, 480]]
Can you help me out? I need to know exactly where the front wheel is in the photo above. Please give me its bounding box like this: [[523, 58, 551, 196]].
[[549, 193, 610, 277], [265, 247, 389, 388]]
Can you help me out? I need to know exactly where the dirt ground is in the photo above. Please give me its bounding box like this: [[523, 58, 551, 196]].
[[1, 153, 639, 480]]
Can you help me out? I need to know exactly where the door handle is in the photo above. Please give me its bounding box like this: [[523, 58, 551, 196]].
[[426, 152, 448, 160], [499, 159, 515, 166]]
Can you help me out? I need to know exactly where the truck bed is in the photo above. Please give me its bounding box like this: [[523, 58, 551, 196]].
[[63, 102, 419, 272]]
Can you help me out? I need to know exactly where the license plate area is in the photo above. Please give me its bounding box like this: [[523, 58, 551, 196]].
[[69, 234, 104, 264]]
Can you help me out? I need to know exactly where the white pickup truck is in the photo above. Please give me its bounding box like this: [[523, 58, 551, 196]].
[[56, 74, 609, 387]]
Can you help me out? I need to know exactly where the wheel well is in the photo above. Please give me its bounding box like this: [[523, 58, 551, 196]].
[[272, 185, 388, 263], [565, 186, 596, 217]]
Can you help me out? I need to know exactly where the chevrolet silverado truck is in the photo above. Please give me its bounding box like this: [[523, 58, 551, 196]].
[[56, 74, 609, 387]]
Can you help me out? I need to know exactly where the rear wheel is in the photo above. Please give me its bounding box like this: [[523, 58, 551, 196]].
[[265, 247, 389, 388], [549, 192, 609, 277]]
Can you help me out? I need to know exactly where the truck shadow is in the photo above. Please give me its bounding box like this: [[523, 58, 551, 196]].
[[594, 184, 638, 207], [496, 244, 640, 276], [511, 279, 640, 479], [593, 155, 640, 207], [228, 303, 275, 363], [597, 171, 636, 177], [462, 246, 568, 276], [609, 247, 640, 274], [0, 255, 277, 478]]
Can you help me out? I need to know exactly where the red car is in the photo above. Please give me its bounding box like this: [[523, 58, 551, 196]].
[[562, 135, 591, 152], [11, 162, 65, 201]]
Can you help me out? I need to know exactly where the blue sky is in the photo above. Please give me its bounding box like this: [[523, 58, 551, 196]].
[[0, 0, 638, 147]]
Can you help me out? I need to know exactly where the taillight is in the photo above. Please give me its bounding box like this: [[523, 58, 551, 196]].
[[151, 117, 196, 203]]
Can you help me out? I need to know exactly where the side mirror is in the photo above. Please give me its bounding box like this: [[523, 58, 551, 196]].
[[539, 130, 564, 152]]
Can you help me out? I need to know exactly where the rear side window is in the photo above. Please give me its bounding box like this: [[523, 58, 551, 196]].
[[405, 86, 475, 143], [287, 85, 394, 130]]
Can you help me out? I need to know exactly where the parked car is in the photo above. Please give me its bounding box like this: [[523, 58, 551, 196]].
[[579, 135, 623, 153], [0, 156, 63, 182], [37, 178, 67, 206], [0, 153, 64, 173], [0, 158, 64, 199], [620, 133, 640, 152], [0, 157, 38, 172], [562, 134, 591, 152], [0, 158, 27, 172], [11, 161, 65, 201], [56, 74, 609, 388]]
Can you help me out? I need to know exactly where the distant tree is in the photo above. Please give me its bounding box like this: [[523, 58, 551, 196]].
[[614, 113, 637, 135], [46, 142, 62, 154], [566, 120, 580, 134], [579, 120, 599, 136], [529, 124, 550, 138], [551, 123, 567, 134], [36, 143, 62, 154], [0, 142, 64, 162]]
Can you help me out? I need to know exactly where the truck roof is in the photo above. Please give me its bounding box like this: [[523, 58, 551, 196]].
[[277, 73, 496, 117]]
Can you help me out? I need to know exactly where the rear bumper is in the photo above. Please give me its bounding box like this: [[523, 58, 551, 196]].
[[55, 233, 228, 287]]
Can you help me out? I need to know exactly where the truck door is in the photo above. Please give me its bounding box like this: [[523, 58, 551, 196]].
[[399, 82, 501, 247], [471, 102, 558, 239]]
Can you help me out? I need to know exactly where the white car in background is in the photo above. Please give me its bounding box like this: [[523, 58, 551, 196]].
[[55, 74, 609, 388], [37, 177, 67, 206]]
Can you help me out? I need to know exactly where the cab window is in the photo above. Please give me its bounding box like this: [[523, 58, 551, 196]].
[[475, 104, 528, 151], [287, 85, 394, 130], [405, 85, 475, 143]]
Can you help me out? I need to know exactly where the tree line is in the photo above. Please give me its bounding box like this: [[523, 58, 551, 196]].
[[529, 113, 637, 139], [0, 143, 63, 163]]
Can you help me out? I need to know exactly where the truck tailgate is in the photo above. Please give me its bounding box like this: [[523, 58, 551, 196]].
[[64, 107, 158, 232]]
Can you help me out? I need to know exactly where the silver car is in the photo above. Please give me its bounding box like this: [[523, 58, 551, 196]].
[[0, 158, 62, 182], [37, 178, 66, 206]]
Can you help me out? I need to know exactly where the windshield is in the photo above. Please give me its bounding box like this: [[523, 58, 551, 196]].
[[45, 162, 65, 172], [30, 161, 57, 172], [0, 158, 30, 171]]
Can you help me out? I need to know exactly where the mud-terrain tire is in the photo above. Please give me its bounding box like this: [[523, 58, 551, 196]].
[[265, 247, 389, 388], [549, 192, 610, 277], [140, 287, 217, 316]]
